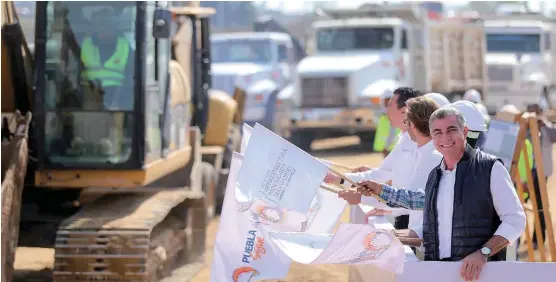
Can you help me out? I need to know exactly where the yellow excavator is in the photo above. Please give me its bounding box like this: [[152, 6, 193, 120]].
[[2, 1, 241, 281]]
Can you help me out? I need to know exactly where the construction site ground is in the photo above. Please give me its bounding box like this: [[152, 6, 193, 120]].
[[13, 136, 556, 282]]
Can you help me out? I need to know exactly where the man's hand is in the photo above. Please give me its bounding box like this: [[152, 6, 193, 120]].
[[337, 190, 362, 205], [324, 172, 341, 184], [355, 180, 383, 196], [351, 165, 372, 173], [363, 208, 392, 223], [365, 208, 392, 217], [460, 250, 487, 281], [391, 229, 422, 247]]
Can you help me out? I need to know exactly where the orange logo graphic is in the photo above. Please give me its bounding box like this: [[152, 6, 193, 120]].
[[232, 266, 259, 282], [341, 231, 393, 264]]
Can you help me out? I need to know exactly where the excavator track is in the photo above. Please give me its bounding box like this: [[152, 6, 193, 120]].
[[53, 189, 207, 282]]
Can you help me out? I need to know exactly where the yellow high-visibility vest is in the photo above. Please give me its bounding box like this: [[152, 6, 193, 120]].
[[518, 139, 534, 182], [80, 36, 130, 87], [373, 114, 400, 151]]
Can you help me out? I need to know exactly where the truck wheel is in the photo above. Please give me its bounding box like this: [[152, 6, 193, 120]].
[[201, 161, 217, 220], [289, 131, 314, 152]]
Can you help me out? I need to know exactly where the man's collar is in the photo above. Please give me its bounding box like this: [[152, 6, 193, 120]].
[[417, 139, 435, 153], [440, 144, 475, 172]]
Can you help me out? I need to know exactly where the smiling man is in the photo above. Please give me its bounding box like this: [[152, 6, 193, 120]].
[[349, 107, 526, 281]]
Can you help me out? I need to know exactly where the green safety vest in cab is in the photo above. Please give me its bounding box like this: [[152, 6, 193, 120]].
[[80, 36, 130, 87], [373, 114, 400, 152]]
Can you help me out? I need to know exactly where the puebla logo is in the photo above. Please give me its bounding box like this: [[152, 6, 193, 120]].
[[232, 230, 267, 281], [232, 266, 259, 282]]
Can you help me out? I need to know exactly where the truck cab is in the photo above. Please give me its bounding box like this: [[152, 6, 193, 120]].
[[210, 32, 297, 131], [277, 7, 427, 151], [483, 15, 556, 112]]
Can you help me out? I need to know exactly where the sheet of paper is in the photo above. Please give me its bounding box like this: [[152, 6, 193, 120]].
[[236, 123, 329, 213], [480, 119, 520, 171], [303, 188, 347, 234], [240, 123, 252, 154]]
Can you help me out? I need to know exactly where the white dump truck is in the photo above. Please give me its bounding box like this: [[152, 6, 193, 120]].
[[210, 32, 300, 132], [482, 13, 556, 112], [276, 5, 487, 151]]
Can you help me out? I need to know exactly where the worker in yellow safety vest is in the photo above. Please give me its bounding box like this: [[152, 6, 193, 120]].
[[373, 90, 400, 157], [80, 8, 132, 109]]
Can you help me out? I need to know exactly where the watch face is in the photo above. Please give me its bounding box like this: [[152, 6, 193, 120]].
[[481, 247, 491, 255]]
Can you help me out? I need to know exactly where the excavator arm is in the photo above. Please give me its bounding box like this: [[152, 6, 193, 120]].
[[1, 0, 34, 116]]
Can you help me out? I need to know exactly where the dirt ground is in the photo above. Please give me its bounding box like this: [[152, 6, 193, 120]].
[[12, 137, 556, 282]]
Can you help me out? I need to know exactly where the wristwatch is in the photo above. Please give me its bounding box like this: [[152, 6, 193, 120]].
[[480, 247, 491, 258]]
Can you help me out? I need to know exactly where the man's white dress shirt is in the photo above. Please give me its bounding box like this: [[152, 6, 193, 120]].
[[412, 160, 526, 259], [345, 131, 417, 216], [405, 140, 443, 235]]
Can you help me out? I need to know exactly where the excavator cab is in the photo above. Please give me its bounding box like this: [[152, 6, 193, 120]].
[[33, 1, 212, 188]]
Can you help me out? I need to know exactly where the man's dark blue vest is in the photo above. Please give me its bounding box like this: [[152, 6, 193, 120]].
[[422, 144, 507, 261]]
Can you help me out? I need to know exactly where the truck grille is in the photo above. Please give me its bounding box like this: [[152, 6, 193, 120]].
[[487, 65, 514, 81], [211, 74, 236, 95], [301, 77, 348, 108]]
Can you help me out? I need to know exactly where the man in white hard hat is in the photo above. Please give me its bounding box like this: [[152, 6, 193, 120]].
[[446, 100, 487, 149], [463, 89, 490, 125], [425, 93, 450, 107]]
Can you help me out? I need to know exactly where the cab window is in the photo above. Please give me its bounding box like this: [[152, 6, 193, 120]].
[[278, 44, 288, 63], [401, 29, 408, 50], [42, 2, 137, 165]]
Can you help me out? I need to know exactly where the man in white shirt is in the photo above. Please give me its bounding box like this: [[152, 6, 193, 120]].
[[351, 107, 526, 281], [340, 96, 443, 246], [324, 87, 422, 230]]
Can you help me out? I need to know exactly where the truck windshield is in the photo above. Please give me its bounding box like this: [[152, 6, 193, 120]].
[[211, 39, 273, 64], [486, 33, 541, 53], [42, 1, 136, 165], [316, 27, 394, 51]]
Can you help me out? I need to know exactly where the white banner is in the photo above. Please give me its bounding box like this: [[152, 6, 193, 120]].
[[210, 152, 291, 282], [397, 262, 556, 282], [241, 123, 253, 154], [303, 188, 347, 234], [352, 261, 556, 282], [236, 123, 329, 213], [270, 223, 406, 274]]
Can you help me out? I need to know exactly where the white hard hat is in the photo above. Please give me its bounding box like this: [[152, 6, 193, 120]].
[[425, 93, 450, 107], [463, 89, 482, 103], [382, 89, 394, 99], [445, 100, 487, 132], [500, 104, 521, 115]]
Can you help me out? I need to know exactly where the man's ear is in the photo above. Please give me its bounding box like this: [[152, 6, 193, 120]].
[[463, 126, 469, 137]]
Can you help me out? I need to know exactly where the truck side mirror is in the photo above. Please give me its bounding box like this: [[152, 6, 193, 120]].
[[153, 9, 172, 39]]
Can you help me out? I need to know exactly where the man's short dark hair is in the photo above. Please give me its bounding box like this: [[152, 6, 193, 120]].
[[393, 87, 422, 109]]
